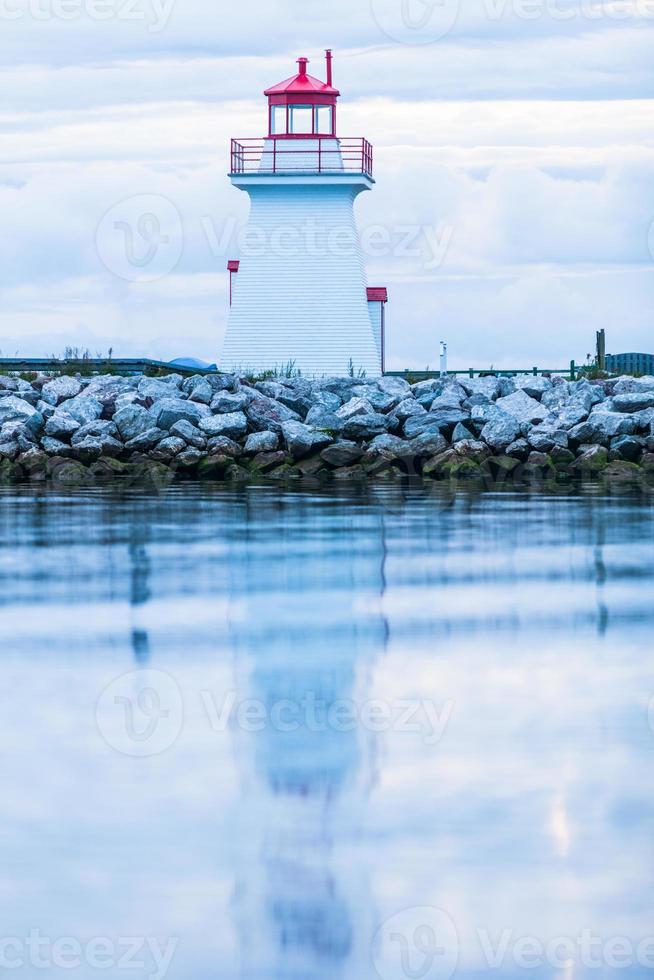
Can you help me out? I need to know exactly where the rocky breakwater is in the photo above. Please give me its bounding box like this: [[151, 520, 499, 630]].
[[1, 370, 654, 488]]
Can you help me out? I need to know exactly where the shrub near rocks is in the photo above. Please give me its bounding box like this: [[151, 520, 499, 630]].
[[1, 369, 653, 488]]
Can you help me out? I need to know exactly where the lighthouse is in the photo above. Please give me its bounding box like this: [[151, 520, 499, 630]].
[[221, 51, 387, 378]]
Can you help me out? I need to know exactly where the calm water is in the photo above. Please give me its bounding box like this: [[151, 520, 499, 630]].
[[0, 483, 653, 980]]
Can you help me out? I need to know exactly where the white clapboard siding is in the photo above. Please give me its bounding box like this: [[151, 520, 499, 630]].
[[221, 181, 381, 378]]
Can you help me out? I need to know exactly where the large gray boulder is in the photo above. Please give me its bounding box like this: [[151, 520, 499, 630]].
[[254, 380, 286, 400], [40, 376, 82, 406], [0, 439, 19, 460], [336, 396, 376, 419], [407, 431, 448, 457], [311, 390, 342, 413], [481, 415, 522, 451], [304, 407, 345, 432], [513, 376, 553, 400], [82, 375, 136, 408], [610, 435, 644, 462], [459, 376, 503, 401], [138, 376, 183, 401], [452, 422, 475, 443], [151, 436, 186, 461], [470, 401, 507, 427], [613, 391, 654, 413], [350, 385, 397, 412], [366, 434, 411, 459], [392, 398, 426, 422], [506, 438, 530, 460], [342, 413, 389, 439], [378, 376, 412, 400], [281, 420, 332, 458], [124, 428, 165, 452], [570, 380, 605, 407], [429, 387, 466, 411], [170, 419, 206, 448], [149, 396, 209, 431], [59, 395, 103, 426], [411, 379, 447, 407], [199, 411, 248, 440], [527, 426, 568, 452], [71, 420, 118, 445], [320, 441, 363, 466], [207, 372, 239, 393], [553, 403, 591, 429], [211, 391, 249, 414], [41, 436, 74, 457], [44, 411, 80, 441], [569, 411, 637, 446], [274, 385, 314, 418], [243, 431, 279, 454], [70, 436, 103, 464], [113, 404, 154, 442], [187, 378, 213, 405], [0, 376, 32, 393], [0, 396, 43, 432], [496, 389, 550, 423], [612, 376, 654, 394], [206, 436, 242, 457], [36, 400, 55, 419], [404, 407, 469, 438], [245, 395, 301, 433], [319, 377, 362, 399]]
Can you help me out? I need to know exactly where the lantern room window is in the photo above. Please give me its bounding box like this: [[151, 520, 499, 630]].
[[270, 106, 286, 135], [289, 105, 313, 134], [315, 105, 334, 134]]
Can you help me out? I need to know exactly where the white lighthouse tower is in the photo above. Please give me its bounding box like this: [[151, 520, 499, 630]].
[[221, 51, 386, 378]]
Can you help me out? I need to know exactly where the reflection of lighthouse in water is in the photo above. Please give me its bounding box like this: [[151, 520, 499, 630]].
[[228, 495, 391, 979]]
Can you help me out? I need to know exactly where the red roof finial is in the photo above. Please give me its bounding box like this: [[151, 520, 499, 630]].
[[297, 57, 308, 77]]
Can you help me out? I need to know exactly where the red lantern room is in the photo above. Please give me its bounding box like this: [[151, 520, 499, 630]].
[[264, 51, 339, 139], [230, 50, 373, 178]]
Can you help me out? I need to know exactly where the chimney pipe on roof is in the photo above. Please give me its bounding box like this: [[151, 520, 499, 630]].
[[297, 57, 308, 76], [326, 49, 333, 87]]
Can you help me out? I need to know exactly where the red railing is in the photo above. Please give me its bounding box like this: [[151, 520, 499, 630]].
[[230, 138, 374, 179]]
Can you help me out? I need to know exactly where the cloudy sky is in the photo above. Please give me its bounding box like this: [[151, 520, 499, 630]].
[[1, 0, 653, 369]]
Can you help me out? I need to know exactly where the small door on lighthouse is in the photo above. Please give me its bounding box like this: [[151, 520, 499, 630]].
[[222, 51, 383, 379]]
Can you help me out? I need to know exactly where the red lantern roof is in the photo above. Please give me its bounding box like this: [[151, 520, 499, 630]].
[[264, 53, 340, 103]]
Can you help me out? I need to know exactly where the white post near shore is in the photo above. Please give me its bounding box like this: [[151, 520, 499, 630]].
[[439, 341, 448, 377]]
